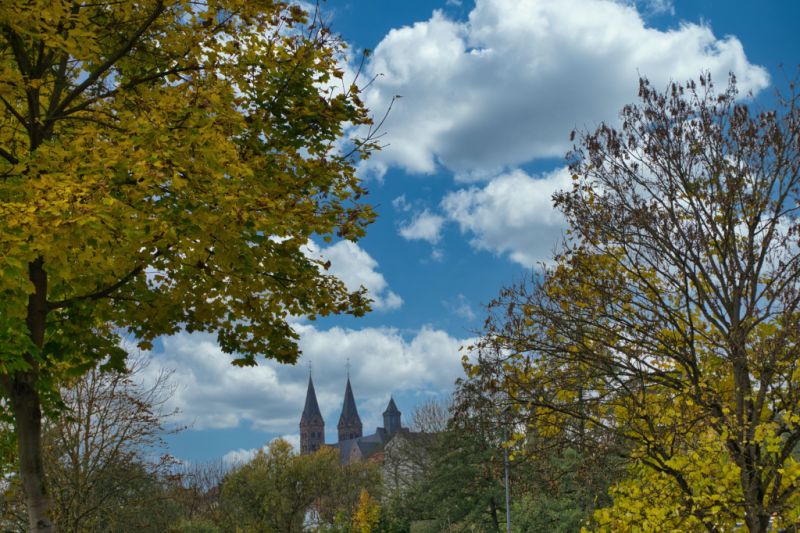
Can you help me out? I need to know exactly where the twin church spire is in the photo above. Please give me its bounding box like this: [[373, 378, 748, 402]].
[[299, 369, 403, 455]]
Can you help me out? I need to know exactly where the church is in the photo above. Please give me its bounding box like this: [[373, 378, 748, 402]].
[[299, 375, 408, 463]]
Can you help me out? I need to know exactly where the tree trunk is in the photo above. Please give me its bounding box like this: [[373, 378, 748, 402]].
[[745, 516, 769, 533], [489, 496, 500, 532], [744, 503, 770, 533], [8, 375, 56, 532], [6, 257, 58, 531]]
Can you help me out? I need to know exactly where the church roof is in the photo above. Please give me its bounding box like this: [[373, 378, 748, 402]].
[[383, 397, 400, 416], [334, 431, 391, 464], [338, 377, 362, 428], [300, 376, 323, 424]]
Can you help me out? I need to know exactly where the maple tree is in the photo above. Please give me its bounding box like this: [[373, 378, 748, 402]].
[[0, 1, 378, 530], [468, 74, 800, 532]]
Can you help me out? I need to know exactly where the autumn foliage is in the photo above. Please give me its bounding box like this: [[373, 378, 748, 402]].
[[0, 1, 377, 529], [467, 74, 800, 533]]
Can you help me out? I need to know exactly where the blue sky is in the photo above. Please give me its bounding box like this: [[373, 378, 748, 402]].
[[146, 0, 800, 464]]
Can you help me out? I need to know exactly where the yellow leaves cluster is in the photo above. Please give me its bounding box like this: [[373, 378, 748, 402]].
[[0, 0, 377, 375], [588, 430, 742, 532], [352, 489, 381, 533]]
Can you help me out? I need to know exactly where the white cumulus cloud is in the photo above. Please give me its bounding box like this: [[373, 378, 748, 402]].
[[359, 0, 768, 179], [139, 325, 471, 435], [222, 434, 301, 466], [304, 240, 402, 311], [399, 209, 446, 244], [222, 446, 267, 466], [442, 168, 572, 266]]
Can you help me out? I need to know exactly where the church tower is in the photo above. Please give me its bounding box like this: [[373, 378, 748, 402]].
[[300, 376, 325, 454], [383, 397, 402, 435], [337, 377, 363, 441]]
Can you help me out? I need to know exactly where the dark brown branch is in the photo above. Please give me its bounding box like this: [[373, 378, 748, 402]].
[[48, 264, 144, 310], [53, 65, 199, 120], [0, 94, 28, 127], [52, 0, 166, 118], [0, 145, 18, 165]]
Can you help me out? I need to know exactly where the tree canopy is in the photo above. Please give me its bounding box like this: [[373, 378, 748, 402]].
[[2, 357, 181, 532], [219, 439, 381, 533], [467, 74, 800, 533], [0, 1, 377, 529]]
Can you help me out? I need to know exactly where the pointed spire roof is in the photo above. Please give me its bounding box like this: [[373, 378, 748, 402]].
[[301, 376, 323, 424], [338, 377, 362, 426], [383, 397, 400, 415]]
